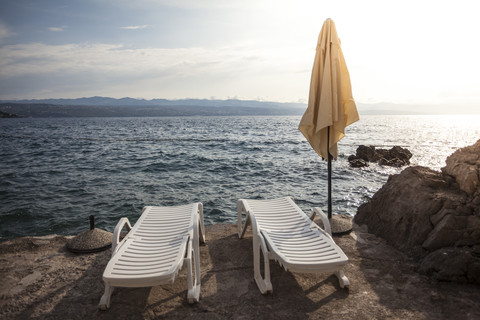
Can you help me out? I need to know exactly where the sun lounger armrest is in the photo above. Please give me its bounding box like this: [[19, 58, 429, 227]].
[[197, 203, 206, 244], [112, 217, 132, 255], [311, 207, 332, 236]]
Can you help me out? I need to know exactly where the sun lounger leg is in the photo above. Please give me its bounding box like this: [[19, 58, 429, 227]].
[[335, 270, 350, 288], [253, 234, 273, 294], [98, 284, 113, 310], [187, 237, 201, 303]]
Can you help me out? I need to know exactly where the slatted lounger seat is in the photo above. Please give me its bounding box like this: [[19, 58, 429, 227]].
[[98, 203, 205, 310], [237, 197, 349, 294]]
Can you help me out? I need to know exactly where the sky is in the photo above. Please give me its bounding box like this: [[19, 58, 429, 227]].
[[1, 0, 480, 110]]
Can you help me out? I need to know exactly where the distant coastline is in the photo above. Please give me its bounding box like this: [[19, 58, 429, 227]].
[[0, 97, 305, 118], [0, 97, 478, 118], [0, 103, 304, 118]]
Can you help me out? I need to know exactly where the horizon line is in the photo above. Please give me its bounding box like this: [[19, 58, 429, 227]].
[[1, 96, 479, 107]]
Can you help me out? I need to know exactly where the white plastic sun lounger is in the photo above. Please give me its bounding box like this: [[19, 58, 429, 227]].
[[237, 196, 349, 294], [98, 203, 205, 310]]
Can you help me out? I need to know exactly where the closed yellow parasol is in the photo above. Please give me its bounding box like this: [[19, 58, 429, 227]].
[[299, 18, 359, 229]]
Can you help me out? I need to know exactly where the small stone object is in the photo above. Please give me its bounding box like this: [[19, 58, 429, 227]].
[[67, 215, 112, 253], [347, 155, 369, 168]]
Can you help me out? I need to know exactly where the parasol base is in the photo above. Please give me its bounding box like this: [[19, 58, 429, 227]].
[[330, 214, 353, 236], [67, 228, 113, 254]]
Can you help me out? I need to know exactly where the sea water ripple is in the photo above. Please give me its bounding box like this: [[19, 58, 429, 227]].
[[1, 115, 479, 240]]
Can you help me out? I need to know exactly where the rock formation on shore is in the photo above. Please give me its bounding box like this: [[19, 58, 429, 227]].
[[354, 140, 480, 284], [348, 145, 412, 168], [0, 110, 20, 118]]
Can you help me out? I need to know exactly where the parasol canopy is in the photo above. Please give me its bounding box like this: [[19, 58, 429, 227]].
[[299, 18, 359, 160]]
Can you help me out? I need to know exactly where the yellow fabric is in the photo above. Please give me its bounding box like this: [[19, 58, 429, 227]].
[[299, 19, 359, 160]]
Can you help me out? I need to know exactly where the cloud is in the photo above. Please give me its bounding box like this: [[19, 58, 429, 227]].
[[48, 26, 67, 32], [0, 21, 12, 43], [107, 0, 257, 10], [120, 25, 149, 30], [0, 42, 307, 77], [0, 41, 311, 100]]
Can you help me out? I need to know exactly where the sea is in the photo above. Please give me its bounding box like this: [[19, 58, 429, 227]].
[[1, 114, 480, 241]]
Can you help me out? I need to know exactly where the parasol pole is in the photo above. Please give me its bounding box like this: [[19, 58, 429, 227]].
[[327, 125, 353, 235], [327, 126, 332, 219]]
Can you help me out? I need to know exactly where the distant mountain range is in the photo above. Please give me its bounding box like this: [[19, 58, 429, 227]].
[[0, 97, 478, 118], [0, 97, 306, 118]]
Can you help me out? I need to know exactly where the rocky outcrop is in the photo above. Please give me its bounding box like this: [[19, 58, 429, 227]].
[[0, 110, 20, 118], [442, 139, 480, 197], [348, 145, 412, 168], [419, 247, 480, 283], [354, 140, 480, 284]]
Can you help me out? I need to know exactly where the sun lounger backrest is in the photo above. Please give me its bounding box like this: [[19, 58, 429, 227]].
[[129, 205, 195, 241], [242, 197, 311, 232]]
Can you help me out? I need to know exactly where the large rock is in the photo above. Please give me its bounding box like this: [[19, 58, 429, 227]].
[[422, 214, 480, 251], [355, 139, 480, 284], [349, 145, 412, 168], [442, 139, 480, 196], [356, 145, 377, 162], [355, 166, 462, 254], [419, 247, 480, 283]]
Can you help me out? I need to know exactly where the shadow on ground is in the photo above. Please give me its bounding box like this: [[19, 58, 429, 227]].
[[353, 223, 480, 319]]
